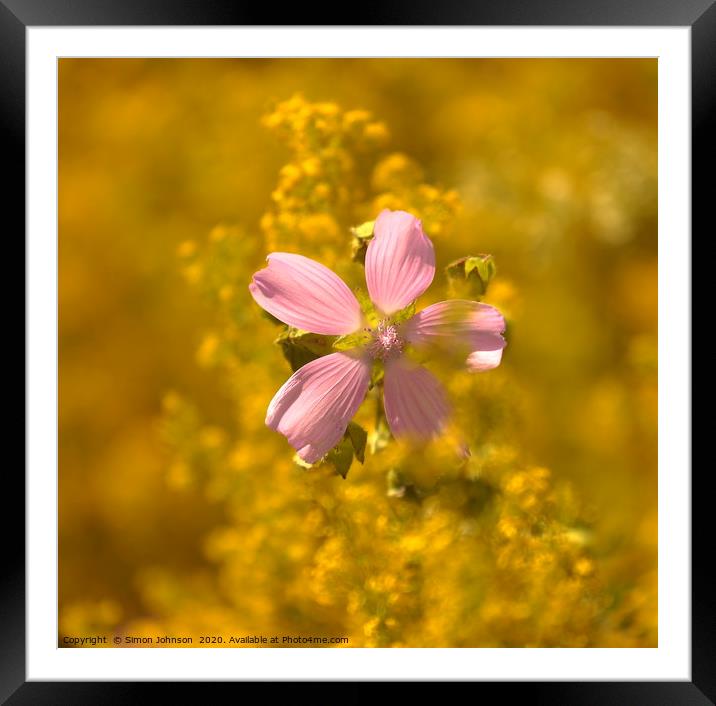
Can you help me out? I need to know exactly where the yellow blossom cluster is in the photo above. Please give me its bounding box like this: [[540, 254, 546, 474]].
[[259, 94, 459, 265]]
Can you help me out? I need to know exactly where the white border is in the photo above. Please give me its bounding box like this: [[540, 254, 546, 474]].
[[27, 27, 691, 681]]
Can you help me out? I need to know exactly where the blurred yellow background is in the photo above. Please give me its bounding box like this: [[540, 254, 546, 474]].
[[59, 59, 657, 647]]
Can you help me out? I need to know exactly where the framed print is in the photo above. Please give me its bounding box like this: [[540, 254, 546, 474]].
[[6, 0, 710, 702]]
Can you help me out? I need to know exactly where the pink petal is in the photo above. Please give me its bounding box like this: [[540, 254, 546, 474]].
[[250, 253, 363, 335], [365, 210, 435, 315], [404, 299, 506, 372], [266, 351, 372, 463], [467, 349, 504, 372], [383, 357, 450, 440]]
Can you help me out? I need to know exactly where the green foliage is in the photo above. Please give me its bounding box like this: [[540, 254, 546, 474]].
[[275, 327, 336, 372], [333, 330, 372, 351], [355, 288, 380, 328], [350, 219, 376, 264], [446, 254, 497, 297], [294, 421, 369, 478], [391, 301, 416, 325], [346, 421, 368, 463], [327, 437, 356, 479]]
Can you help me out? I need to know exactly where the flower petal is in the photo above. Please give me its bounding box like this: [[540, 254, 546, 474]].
[[365, 210, 435, 315], [266, 351, 372, 463], [467, 349, 504, 372], [383, 357, 450, 440], [404, 299, 506, 371], [250, 253, 363, 335]]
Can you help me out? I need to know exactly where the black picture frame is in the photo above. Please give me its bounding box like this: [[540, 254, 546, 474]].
[[5, 1, 708, 702]]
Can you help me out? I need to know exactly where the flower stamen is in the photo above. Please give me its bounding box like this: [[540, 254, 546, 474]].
[[370, 321, 404, 360]]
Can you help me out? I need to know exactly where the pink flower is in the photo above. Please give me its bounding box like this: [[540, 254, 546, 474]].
[[249, 209, 506, 463]]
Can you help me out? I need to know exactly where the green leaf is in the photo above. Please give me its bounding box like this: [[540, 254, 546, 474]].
[[445, 254, 497, 296], [465, 255, 497, 285], [333, 329, 372, 351], [355, 288, 380, 327], [391, 301, 416, 324], [351, 220, 376, 240], [275, 327, 335, 372], [292, 423, 368, 478], [325, 437, 354, 479], [350, 220, 375, 264], [346, 422, 368, 464]]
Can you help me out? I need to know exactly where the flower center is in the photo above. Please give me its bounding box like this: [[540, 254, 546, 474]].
[[370, 321, 404, 360]]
